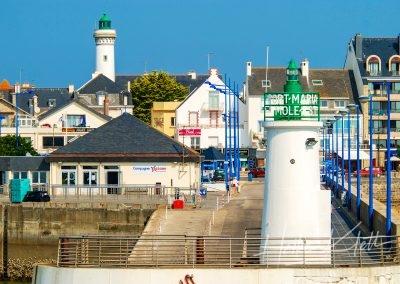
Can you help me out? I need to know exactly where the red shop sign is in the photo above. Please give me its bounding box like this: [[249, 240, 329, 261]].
[[179, 128, 201, 136]]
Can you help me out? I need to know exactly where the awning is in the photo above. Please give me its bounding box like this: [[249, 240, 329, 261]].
[[338, 150, 370, 160]]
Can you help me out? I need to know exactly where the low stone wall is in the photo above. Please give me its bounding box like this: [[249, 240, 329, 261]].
[[0, 202, 159, 281], [0, 203, 158, 245]]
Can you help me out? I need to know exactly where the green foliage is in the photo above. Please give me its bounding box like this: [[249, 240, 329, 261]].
[[130, 71, 188, 124], [0, 134, 39, 156]]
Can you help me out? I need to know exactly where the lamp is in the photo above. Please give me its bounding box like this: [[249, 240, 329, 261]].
[[359, 95, 374, 231], [347, 103, 360, 220], [305, 137, 318, 147]]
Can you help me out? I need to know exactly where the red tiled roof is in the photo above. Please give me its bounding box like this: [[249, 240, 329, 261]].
[[0, 79, 13, 91]]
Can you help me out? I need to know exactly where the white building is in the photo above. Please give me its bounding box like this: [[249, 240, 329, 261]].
[[175, 68, 249, 162]]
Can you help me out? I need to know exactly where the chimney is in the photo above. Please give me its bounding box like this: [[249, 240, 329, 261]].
[[187, 71, 197, 80], [68, 84, 74, 95], [398, 34, 400, 55], [104, 94, 109, 116], [300, 59, 309, 77], [33, 95, 39, 115], [246, 62, 252, 77], [355, 33, 363, 60], [13, 82, 21, 106]]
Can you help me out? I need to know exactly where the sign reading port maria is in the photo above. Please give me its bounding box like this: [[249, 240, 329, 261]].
[[263, 59, 321, 121], [263, 92, 320, 121]]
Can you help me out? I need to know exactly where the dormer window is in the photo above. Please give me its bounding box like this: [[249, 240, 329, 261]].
[[48, 99, 56, 107], [389, 55, 400, 76], [261, 80, 271, 88], [366, 55, 381, 76], [312, 80, 323, 86]]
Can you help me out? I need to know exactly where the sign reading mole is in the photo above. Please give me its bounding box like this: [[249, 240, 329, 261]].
[[264, 92, 320, 121]]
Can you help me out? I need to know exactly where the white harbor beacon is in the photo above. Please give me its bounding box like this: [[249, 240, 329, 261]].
[[93, 13, 116, 82], [260, 60, 331, 264]]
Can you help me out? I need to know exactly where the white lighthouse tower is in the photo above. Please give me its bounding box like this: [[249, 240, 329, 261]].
[[93, 13, 116, 82], [259, 60, 331, 265]]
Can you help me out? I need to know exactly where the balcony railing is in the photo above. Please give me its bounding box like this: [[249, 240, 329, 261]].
[[370, 127, 400, 134]]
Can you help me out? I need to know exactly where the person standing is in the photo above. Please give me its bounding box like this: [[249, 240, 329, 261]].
[[230, 177, 239, 194]]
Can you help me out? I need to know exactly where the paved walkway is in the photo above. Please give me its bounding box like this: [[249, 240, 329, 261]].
[[143, 180, 370, 241], [142, 180, 264, 237]]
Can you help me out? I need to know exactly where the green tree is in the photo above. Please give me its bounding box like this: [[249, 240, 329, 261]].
[[0, 135, 39, 156], [130, 71, 188, 124]]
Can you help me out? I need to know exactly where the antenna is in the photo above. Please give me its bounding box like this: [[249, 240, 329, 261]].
[[19, 68, 23, 84], [207, 52, 213, 72]]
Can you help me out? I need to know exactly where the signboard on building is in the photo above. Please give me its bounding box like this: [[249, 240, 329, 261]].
[[178, 128, 201, 136], [132, 165, 167, 174]]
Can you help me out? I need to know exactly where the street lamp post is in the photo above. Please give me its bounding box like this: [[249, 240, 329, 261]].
[[347, 104, 361, 220], [372, 81, 392, 237], [385, 83, 392, 237], [325, 121, 332, 185], [334, 115, 341, 197], [359, 95, 374, 232], [346, 110, 352, 210], [339, 110, 348, 194]]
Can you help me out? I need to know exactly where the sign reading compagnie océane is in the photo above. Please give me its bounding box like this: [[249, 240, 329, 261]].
[[264, 92, 320, 120]]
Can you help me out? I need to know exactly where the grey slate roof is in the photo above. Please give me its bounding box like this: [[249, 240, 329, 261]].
[[202, 147, 225, 161], [0, 156, 49, 171], [47, 112, 200, 162], [350, 35, 400, 77], [7, 88, 73, 114], [37, 99, 111, 122], [77, 73, 212, 96], [248, 67, 357, 101], [78, 74, 123, 94]]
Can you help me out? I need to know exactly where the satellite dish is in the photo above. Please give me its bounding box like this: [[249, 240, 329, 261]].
[[34, 107, 41, 114]]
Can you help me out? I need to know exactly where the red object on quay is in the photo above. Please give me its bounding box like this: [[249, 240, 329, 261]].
[[173, 199, 184, 209]]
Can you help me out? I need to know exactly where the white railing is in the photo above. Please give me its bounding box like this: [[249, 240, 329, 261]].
[[56, 234, 400, 268]]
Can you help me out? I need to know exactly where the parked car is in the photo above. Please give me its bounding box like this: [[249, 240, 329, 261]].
[[249, 168, 265, 178], [212, 169, 225, 181], [23, 191, 51, 202], [353, 167, 383, 177]]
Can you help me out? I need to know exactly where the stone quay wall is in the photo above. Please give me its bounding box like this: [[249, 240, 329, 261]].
[[0, 203, 158, 245]]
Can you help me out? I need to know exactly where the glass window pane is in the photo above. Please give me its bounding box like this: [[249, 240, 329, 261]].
[[32, 172, 39, 183], [40, 172, 46, 183]]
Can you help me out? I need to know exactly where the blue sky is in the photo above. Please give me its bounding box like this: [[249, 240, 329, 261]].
[[1, 0, 399, 88]]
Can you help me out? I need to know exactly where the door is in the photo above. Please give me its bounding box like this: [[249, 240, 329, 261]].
[[106, 171, 119, 194]]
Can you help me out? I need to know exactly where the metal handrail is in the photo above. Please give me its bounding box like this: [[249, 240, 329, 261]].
[[56, 235, 400, 268], [49, 184, 198, 203]]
